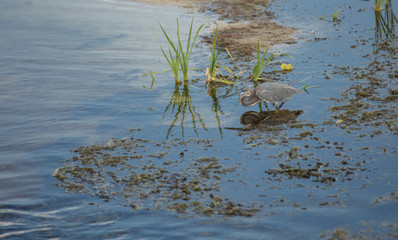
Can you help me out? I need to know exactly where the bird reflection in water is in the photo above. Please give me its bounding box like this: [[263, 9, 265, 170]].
[[240, 109, 303, 129]]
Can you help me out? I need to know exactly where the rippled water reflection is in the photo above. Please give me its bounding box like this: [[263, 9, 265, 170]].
[[1, 0, 397, 239]]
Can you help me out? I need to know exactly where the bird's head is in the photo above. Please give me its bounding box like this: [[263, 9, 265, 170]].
[[240, 89, 253, 97], [239, 89, 258, 107]]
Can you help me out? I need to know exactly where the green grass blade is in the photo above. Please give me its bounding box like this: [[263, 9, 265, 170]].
[[256, 39, 260, 66], [225, 48, 234, 62], [210, 77, 235, 85], [159, 22, 178, 55], [189, 22, 204, 60], [261, 47, 270, 68], [143, 69, 174, 77], [216, 63, 234, 77], [209, 25, 219, 78], [186, 18, 193, 60]]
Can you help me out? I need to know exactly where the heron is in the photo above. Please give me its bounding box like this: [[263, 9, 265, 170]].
[[239, 81, 303, 112]]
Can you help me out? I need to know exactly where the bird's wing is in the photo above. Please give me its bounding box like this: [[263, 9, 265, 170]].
[[256, 83, 301, 103]]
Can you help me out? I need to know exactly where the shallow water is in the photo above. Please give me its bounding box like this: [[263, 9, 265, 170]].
[[1, 0, 397, 239]]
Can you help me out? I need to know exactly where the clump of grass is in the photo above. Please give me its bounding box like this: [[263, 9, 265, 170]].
[[319, 9, 344, 23], [205, 25, 236, 85], [160, 45, 181, 84], [160, 18, 203, 83], [207, 25, 220, 81], [332, 9, 342, 22], [252, 39, 283, 82], [147, 18, 203, 85]]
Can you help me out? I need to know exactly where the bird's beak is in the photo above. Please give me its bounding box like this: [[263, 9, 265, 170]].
[[240, 91, 252, 97]]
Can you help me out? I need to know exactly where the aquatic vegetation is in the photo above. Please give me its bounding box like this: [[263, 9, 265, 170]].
[[319, 9, 344, 23], [320, 222, 398, 240], [332, 9, 343, 22], [54, 132, 261, 217], [266, 164, 336, 185], [280, 63, 293, 71], [326, 55, 398, 136], [302, 82, 321, 94], [159, 41, 181, 84], [206, 24, 220, 82], [175, 18, 204, 82], [251, 39, 283, 82], [143, 71, 155, 89], [147, 18, 203, 84], [336, 118, 343, 124], [205, 25, 236, 85], [147, 22, 289, 86]]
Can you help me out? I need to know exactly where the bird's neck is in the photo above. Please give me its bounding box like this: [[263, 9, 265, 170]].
[[240, 91, 259, 107]]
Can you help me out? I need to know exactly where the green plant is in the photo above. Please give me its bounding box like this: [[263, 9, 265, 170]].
[[145, 18, 204, 84], [143, 71, 156, 89], [319, 9, 344, 23], [205, 25, 236, 85], [159, 18, 203, 83], [375, 0, 388, 12], [332, 9, 341, 22], [161, 46, 181, 84], [252, 39, 281, 82], [302, 82, 321, 94], [208, 25, 220, 80]]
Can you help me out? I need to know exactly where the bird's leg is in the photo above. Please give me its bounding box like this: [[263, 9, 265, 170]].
[[277, 102, 286, 111]]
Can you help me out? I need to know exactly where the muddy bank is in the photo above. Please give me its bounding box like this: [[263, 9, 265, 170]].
[[133, 0, 297, 56]]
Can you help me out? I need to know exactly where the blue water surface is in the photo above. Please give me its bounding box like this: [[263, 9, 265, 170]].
[[1, 0, 397, 239]]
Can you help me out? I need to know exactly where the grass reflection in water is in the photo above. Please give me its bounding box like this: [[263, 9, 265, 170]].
[[163, 82, 207, 139]]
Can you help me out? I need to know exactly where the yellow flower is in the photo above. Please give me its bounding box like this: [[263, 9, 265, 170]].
[[336, 119, 343, 124], [281, 63, 293, 71]]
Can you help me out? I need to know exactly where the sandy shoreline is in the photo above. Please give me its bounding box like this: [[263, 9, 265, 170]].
[[131, 0, 297, 57]]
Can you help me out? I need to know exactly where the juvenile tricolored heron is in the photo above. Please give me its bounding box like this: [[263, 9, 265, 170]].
[[239, 81, 303, 112]]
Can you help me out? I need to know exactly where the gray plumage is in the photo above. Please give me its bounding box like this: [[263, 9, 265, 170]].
[[239, 82, 302, 111]]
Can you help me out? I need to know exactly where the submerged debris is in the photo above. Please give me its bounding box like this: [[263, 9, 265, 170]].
[[325, 47, 398, 136], [54, 132, 260, 217]]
